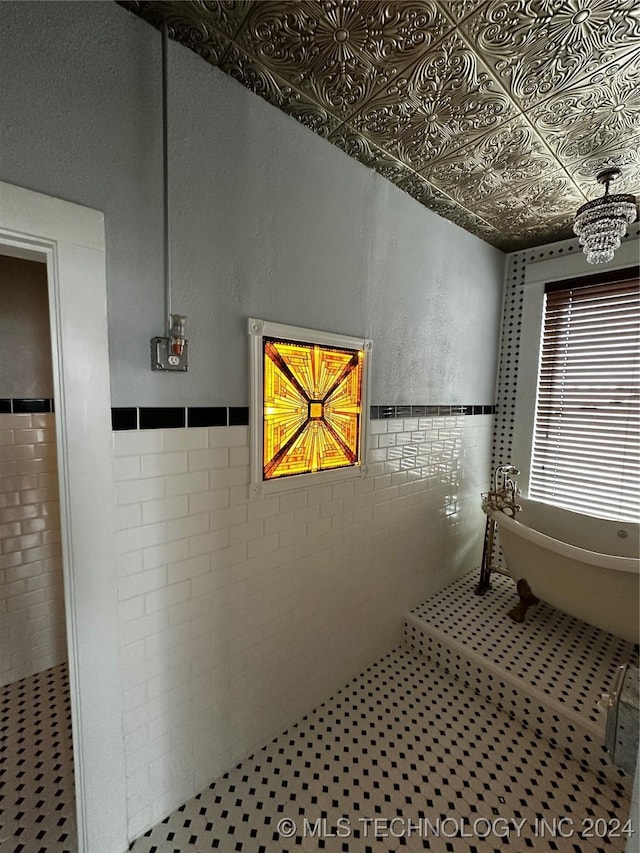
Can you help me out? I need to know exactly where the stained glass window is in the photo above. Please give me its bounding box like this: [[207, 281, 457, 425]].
[[263, 338, 363, 480], [249, 319, 370, 496]]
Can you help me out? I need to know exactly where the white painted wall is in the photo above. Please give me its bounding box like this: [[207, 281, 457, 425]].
[[0, 1, 504, 408], [1, 2, 506, 845]]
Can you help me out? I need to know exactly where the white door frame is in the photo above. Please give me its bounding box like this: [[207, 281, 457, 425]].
[[0, 182, 128, 853]]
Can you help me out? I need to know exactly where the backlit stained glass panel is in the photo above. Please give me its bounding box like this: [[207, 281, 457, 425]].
[[263, 337, 363, 480]]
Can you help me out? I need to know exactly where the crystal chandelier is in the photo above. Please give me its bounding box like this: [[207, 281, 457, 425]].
[[573, 168, 637, 264]]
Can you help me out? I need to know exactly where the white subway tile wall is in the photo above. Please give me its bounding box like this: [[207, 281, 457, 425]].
[[113, 416, 494, 838], [0, 413, 66, 686]]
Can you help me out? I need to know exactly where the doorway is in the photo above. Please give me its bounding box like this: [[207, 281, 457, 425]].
[[0, 182, 128, 853], [0, 253, 76, 849]]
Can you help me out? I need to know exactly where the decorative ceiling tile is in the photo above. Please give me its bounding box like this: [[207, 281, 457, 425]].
[[352, 32, 514, 169], [130, 0, 254, 40], [496, 174, 586, 236], [496, 213, 577, 249], [527, 53, 640, 161], [328, 125, 416, 183], [395, 170, 441, 205], [120, 0, 640, 251], [516, 172, 586, 216], [570, 141, 640, 198], [235, 1, 454, 119], [487, 233, 526, 251], [119, 0, 233, 64], [460, 0, 640, 110], [185, 0, 254, 39], [436, 0, 489, 24], [220, 45, 342, 137], [464, 192, 530, 228], [423, 193, 504, 241], [423, 116, 559, 202]]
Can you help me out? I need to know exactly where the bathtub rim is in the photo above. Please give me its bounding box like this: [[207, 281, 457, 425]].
[[488, 507, 639, 575]]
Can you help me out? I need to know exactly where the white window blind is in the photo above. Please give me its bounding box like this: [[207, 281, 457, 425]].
[[529, 271, 640, 522]]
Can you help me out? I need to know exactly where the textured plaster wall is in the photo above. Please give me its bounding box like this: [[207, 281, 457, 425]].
[[0, 1, 504, 408], [1, 2, 505, 843]]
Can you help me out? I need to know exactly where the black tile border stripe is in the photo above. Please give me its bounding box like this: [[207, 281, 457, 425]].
[[2, 403, 494, 427], [111, 407, 138, 431], [110, 404, 495, 430], [139, 407, 186, 430], [0, 398, 54, 414], [370, 404, 496, 419], [187, 407, 227, 428], [229, 406, 249, 426], [111, 406, 251, 430]]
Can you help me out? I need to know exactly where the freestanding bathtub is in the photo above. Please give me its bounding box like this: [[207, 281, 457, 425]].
[[489, 497, 640, 645]]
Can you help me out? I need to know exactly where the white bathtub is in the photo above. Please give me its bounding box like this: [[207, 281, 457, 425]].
[[489, 497, 639, 645]]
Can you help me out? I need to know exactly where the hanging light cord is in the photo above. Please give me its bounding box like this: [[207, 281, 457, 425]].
[[162, 22, 172, 339]]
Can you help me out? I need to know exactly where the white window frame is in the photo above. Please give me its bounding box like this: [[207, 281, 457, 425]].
[[512, 239, 639, 503], [248, 318, 372, 497]]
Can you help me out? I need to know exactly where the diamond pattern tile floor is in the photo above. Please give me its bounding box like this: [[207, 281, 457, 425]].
[[407, 571, 638, 728], [130, 648, 633, 853], [404, 571, 638, 786], [0, 663, 76, 853], [2, 584, 635, 853]]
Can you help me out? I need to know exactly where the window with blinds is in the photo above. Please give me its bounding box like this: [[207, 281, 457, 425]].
[[529, 269, 639, 523]]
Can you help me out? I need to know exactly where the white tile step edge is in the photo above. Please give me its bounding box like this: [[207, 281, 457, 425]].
[[403, 615, 630, 790], [405, 610, 602, 737]]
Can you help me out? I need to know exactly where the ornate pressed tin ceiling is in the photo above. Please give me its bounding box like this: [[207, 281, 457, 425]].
[[118, 0, 640, 251]]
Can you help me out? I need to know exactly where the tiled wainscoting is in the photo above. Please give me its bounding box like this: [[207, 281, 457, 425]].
[[0, 413, 65, 687], [113, 413, 494, 838]]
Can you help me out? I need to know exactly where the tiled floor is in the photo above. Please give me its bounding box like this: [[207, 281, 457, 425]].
[[407, 571, 638, 727], [404, 571, 639, 785], [130, 647, 633, 853], [0, 663, 77, 853], [2, 587, 635, 853]]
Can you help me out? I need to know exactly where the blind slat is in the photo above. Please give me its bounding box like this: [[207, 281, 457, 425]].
[[530, 276, 640, 522]]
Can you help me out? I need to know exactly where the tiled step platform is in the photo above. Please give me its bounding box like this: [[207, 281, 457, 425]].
[[403, 570, 639, 792]]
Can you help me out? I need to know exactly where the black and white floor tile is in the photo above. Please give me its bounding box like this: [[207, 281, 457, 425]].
[[2, 583, 635, 853], [0, 663, 77, 853], [404, 572, 638, 787], [408, 571, 639, 725], [130, 648, 632, 853]]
